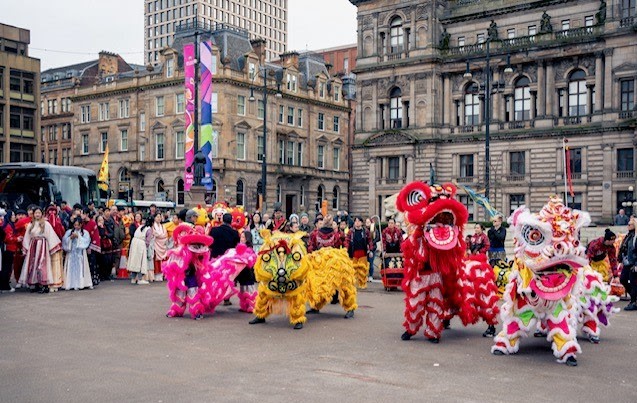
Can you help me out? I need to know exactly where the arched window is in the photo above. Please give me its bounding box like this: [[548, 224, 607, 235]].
[[118, 168, 131, 199], [332, 186, 340, 210], [464, 83, 480, 125], [317, 185, 325, 211], [176, 179, 185, 206], [514, 77, 531, 121], [390, 87, 403, 129], [276, 184, 282, 203], [236, 179, 245, 206], [390, 17, 403, 53], [156, 179, 164, 193], [569, 69, 587, 116]]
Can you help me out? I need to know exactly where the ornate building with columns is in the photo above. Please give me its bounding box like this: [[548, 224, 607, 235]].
[[349, 0, 637, 224]]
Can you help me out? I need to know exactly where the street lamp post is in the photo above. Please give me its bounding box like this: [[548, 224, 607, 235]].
[[622, 185, 637, 216], [249, 66, 282, 212], [463, 39, 512, 214]]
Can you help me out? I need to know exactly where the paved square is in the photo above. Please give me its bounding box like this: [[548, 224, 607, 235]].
[[1, 282, 635, 402]]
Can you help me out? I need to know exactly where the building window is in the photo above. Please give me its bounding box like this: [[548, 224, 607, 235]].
[[388, 157, 400, 180], [156, 96, 165, 116], [528, 25, 537, 37], [465, 83, 480, 125], [120, 129, 128, 151], [62, 124, 70, 140], [318, 145, 325, 169], [390, 17, 403, 53], [139, 112, 146, 131], [176, 179, 185, 206], [317, 185, 325, 207], [286, 73, 297, 92], [287, 106, 294, 125], [569, 70, 587, 116], [139, 144, 146, 161], [278, 105, 284, 123], [319, 81, 325, 98], [156, 133, 165, 160], [332, 116, 340, 133], [510, 194, 525, 214], [514, 77, 531, 121], [343, 58, 349, 73], [458, 195, 475, 221], [257, 100, 265, 120], [236, 180, 245, 206], [285, 140, 294, 165], [621, 79, 635, 112], [99, 102, 109, 121], [507, 29, 515, 39], [460, 154, 474, 178], [166, 58, 174, 77], [62, 148, 70, 166], [81, 134, 89, 155], [211, 93, 218, 113], [81, 105, 91, 123], [118, 99, 130, 118], [278, 139, 285, 164], [585, 15, 594, 27], [333, 147, 340, 171], [621, 0, 636, 18], [100, 132, 108, 153], [176, 93, 185, 114], [565, 192, 583, 210], [297, 142, 303, 166], [236, 132, 246, 160], [300, 185, 305, 206], [297, 108, 303, 127], [333, 85, 340, 102], [510, 151, 525, 175], [617, 148, 634, 174], [562, 20, 570, 30], [390, 87, 402, 129], [332, 186, 340, 210], [249, 62, 256, 80], [257, 135, 264, 162], [458, 36, 465, 49], [568, 147, 582, 174], [318, 113, 325, 131], [237, 95, 246, 116], [175, 130, 185, 159]]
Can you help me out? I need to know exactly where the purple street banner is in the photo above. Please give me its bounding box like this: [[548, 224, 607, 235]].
[[199, 40, 214, 191], [183, 43, 195, 191]]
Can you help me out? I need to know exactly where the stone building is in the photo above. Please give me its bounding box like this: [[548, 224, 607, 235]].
[[70, 25, 350, 214], [0, 23, 40, 163], [349, 0, 637, 224]]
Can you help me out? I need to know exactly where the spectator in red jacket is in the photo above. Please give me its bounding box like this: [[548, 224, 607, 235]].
[[586, 229, 617, 283], [469, 223, 490, 256]]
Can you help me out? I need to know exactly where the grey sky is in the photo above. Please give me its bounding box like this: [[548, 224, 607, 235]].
[[0, 0, 357, 70]]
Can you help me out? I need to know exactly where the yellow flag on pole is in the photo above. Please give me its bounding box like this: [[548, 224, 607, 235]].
[[98, 144, 109, 191]]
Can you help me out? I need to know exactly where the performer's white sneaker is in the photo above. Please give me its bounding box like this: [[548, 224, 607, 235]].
[[368, 276, 373, 282], [137, 280, 150, 285]]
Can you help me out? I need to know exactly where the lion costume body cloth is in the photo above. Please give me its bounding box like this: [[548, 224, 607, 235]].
[[492, 197, 617, 365], [396, 182, 500, 341], [162, 225, 256, 319], [252, 231, 358, 327]]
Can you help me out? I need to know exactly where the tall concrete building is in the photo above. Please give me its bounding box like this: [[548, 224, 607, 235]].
[[349, 0, 637, 224], [144, 0, 288, 65], [0, 23, 40, 163]]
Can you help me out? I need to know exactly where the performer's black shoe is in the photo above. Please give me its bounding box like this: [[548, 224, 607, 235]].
[[492, 350, 505, 356], [483, 325, 496, 337], [293, 323, 303, 330], [565, 357, 578, 367], [534, 330, 546, 338], [330, 292, 339, 305], [307, 308, 320, 314], [249, 317, 266, 325], [344, 310, 354, 319], [427, 337, 440, 344], [588, 335, 600, 344], [223, 299, 232, 306], [443, 319, 451, 330], [401, 331, 412, 341], [194, 314, 203, 320]]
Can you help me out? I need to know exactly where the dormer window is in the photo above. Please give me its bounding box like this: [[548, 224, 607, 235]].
[[287, 73, 297, 92], [319, 81, 325, 98], [166, 58, 174, 78], [334, 85, 341, 102], [249, 62, 256, 80]]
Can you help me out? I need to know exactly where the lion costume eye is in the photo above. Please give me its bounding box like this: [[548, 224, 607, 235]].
[[522, 225, 545, 246], [261, 254, 271, 263], [292, 252, 302, 262]]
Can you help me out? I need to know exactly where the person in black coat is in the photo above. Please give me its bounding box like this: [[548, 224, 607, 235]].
[[209, 213, 240, 306]]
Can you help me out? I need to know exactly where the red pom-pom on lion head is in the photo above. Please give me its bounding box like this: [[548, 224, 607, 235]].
[[396, 182, 468, 251], [173, 224, 213, 254]]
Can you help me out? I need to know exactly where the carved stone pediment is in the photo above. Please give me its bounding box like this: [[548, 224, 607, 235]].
[[365, 131, 416, 146], [151, 121, 166, 131], [613, 63, 637, 74], [234, 120, 252, 129]]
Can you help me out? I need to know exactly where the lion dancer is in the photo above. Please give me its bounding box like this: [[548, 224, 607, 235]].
[[163, 225, 214, 320], [395, 182, 499, 344], [346, 216, 374, 289]]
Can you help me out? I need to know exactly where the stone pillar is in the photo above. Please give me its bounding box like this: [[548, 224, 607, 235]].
[[406, 156, 414, 182], [443, 75, 451, 125], [546, 62, 554, 116], [409, 76, 416, 127], [537, 60, 546, 116], [382, 157, 388, 184], [595, 53, 603, 112], [530, 91, 537, 119], [369, 157, 376, 217], [603, 49, 613, 110], [372, 82, 378, 130], [601, 144, 613, 222], [492, 72, 501, 121]]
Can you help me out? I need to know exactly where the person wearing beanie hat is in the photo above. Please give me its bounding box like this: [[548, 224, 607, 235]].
[[586, 228, 618, 284]]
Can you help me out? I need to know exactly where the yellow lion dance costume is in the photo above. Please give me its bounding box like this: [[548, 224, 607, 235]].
[[249, 231, 358, 330]]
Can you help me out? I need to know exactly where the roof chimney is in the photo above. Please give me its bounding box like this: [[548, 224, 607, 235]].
[[250, 38, 267, 63], [280, 51, 300, 69]]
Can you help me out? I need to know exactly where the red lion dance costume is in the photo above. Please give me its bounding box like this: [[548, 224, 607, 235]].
[[162, 224, 256, 319], [396, 182, 499, 343]]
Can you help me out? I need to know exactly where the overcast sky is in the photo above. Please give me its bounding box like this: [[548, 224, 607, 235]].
[[0, 0, 357, 70]]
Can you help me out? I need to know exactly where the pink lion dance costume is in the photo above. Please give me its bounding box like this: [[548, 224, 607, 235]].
[[162, 224, 256, 319], [396, 182, 499, 343], [492, 196, 616, 366]]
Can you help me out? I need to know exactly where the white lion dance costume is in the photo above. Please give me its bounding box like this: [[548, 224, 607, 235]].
[[162, 224, 256, 320], [492, 197, 617, 366], [395, 182, 500, 343], [249, 231, 358, 329]]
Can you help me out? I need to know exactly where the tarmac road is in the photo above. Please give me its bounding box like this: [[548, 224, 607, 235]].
[[0, 281, 635, 403]]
